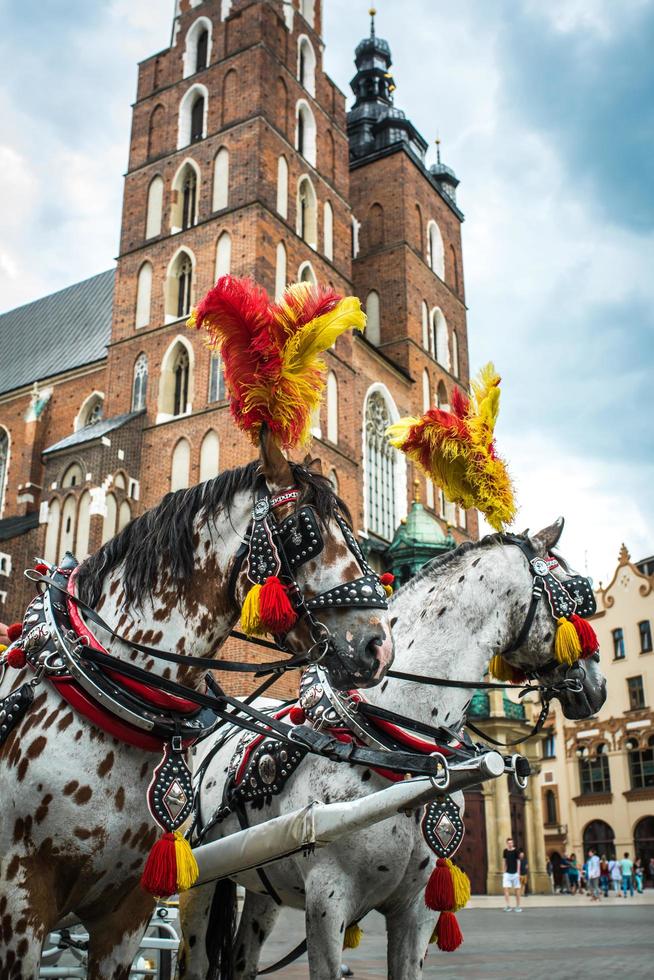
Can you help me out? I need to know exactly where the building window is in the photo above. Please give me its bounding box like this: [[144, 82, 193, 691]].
[[178, 257, 192, 318], [170, 438, 191, 492], [326, 371, 338, 443], [427, 220, 445, 279], [79, 395, 104, 429], [578, 745, 611, 795], [276, 155, 288, 218], [170, 161, 200, 232], [183, 17, 212, 78], [544, 733, 556, 758], [0, 429, 8, 517], [211, 147, 229, 211], [612, 627, 625, 660], [199, 430, 220, 482], [135, 262, 153, 329], [365, 291, 380, 346], [295, 101, 316, 166], [627, 676, 646, 710], [300, 0, 315, 27], [208, 353, 226, 403], [147, 104, 165, 159], [639, 620, 653, 654], [132, 353, 148, 412], [627, 735, 654, 790], [296, 176, 317, 248], [165, 250, 195, 322], [275, 242, 287, 300], [145, 176, 164, 239], [191, 95, 205, 142], [297, 36, 316, 96], [365, 391, 396, 541], [196, 28, 209, 71], [421, 300, 429, 351], [323, 201, 333, 261], [44, 497, 61, 563], [431, 308, 450, 369], [215, 231, 231, 279], [545, 789, 557, 825], [173, 348, 190, 417], [182, 169, 197, 230], [351, 215, 360, 258], [178, 84, 208, 148], [298, 261, 316, 285]]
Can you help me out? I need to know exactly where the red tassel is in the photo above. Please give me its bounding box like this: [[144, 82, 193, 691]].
[[258, 577, 297, 633], [141, 833, 178, 898], [425, 858, 455, 911], [34, 562, 49, 575], [380, 573, 395, 586], [289, 706, 306, 725], [569, 614, 598, 657], [7, 623, 23, 642], [435, 911, 463, 952], [7, 647, 26, 669]]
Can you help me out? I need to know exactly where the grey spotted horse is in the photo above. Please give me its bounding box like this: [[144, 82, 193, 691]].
[[179, 519, 607, 980], [0, 436, 395, 980]]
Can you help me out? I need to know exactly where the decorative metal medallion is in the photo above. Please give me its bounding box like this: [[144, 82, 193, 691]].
[[300, 683, 323, 710], [0, 683, 35, 748], [531, 558, 549, 577], [253, 498, 270, 520], [421, 796, 465, 859], [23, 623, 52, 655], [146, 740, 194, 832]]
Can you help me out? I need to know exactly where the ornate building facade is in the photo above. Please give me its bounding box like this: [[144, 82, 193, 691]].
[[537, 546, 654, 885]]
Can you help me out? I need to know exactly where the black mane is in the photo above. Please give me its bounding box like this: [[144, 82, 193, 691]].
[[77, 460, 350, 610]]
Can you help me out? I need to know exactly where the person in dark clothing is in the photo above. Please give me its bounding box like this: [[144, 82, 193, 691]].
[[503, 837, 522, 911], [519, 849, 529, 896]]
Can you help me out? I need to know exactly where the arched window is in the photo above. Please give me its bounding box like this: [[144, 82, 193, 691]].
[[208, 353, 226, 403], [60, 495, 77, 557], [145, 176, 164, 239], [222, 69, 238, 126], [627, 734, 654, 789], [351, 215, 360, 258], [432, 308, 450, 369], [450, 243, 460, 293], [171, 161, 200, 232], [147, 104, 165, 159], [171, 438, 191, 491], [298, 261, 316, 285], [326, 371, 338, 443], [365, 391, 397, 541], [118, 500, 131, 532], [212, 147, 229, 211], [427, 220, 445, 279], [135, 262, 153, 329], [0, 429, 8, 517], [76, 491, 91, 560], [276, 155, 288, 218], [199, 430, 220, 482], [300, 0, 315, 27], [62, 463, 84, 489], [132, 353, 148, 412], [158, 338, 194, 419], [295, 101, 316, 166], [297, 36, 316, 96], [583, 819, 615, 860], [165, 249, 195, 321], [102, 493, 117, 544], [368, 203, 384, 248], [76, 393, 104, 431], [634, 816, 654, 869], [183, 17, 213, 78], [275, 242, 287, 300], [44, 497, 61, 564], [178, 84, 208, 148], [545, 789, 557, 825], [323, 201, 333, 261], [215, 232, 231, 279], [451, 329, 459, 378], [296, 176, 317, 248], [436, 381, 449, 411], [415, 203, 424, 256], [365, 290, 380, 346], [421, 301, 429, 351], [422, 369, 430, 412]]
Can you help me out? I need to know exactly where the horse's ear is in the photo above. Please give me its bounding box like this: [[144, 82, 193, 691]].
[[302, 454, 323, 476], [259, 425, 293, 488], [532, 517, 565, 552]]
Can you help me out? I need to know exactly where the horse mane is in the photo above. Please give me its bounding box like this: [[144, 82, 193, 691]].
[[77, 460, 350, 610], [394, 530, 527, 597]]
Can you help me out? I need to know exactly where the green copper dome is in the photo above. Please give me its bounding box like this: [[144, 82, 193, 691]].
[[385, 497, 456, 586]]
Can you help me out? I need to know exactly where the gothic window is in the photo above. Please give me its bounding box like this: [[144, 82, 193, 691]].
[[328, 469, 339, 494], [639, 620, 652, 653], [276, 77, 289, 137], [118, 500, 131, 532], [427, 220, 445, 279], [296, 176, 317, 248], [135, 262, 153, 328], [450, 243, 460, 293], [44, 497, 61, 564], [132, 353, 148, 412], [365, 291, 380, 346], [351, 216, 360, 258], [215, 232, 231, 279], [171, 438, 191, 491], [325, 130, 335, 182], [191, 95, 205, 142], [578, 744, 611, 794], [300, 0, 315, 27], [145, 176, 164, 239], [275, 242, 287, 299], [627, 676, 646, 710], [0, 429, 8, 516], [276, 155, 288, 218], [80, 394, 104, 429], [297, 36, 316, 96], [199, 430, 220, 482], [436, 382, 449, 411], [178, 84, 208, 148], [165, 250, 195, 321], [627, 735, 654, 789], [173, 347, 190, 416], [323, 201, 333, 260], [178, 257, 192, 318], [147, 104, 165, 159], [451, 329, 459, 378], [61, 463, 83, 489], [612, 627, 625, 660], [182, 170, 197, 229], [415, 203, 424, 256], [60, 495, 77, 557], [326, 371, 338, 443], [299, 261, 316, 285], [208, 353, 226, 403], [183, 18, 212, 77], [196, 29, 209, 71], [171, 161, 200, 231], [545, 789, 557, 825], [213, 147, 229, 211], [431, 308, 450, 369], [295, 101, 316, 166], [365, 392, 396, 541]]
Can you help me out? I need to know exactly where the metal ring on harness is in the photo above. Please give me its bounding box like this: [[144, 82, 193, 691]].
[[428, 751, 450, 792]]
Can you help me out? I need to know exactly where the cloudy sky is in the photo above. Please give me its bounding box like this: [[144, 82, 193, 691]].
[[1, 0, 652, 583]]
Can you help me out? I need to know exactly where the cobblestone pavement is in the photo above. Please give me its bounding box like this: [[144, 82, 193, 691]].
[[258, 901, 654, 979]]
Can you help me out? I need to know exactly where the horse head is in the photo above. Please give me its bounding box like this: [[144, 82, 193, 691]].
[[497, 518, 607, 720]]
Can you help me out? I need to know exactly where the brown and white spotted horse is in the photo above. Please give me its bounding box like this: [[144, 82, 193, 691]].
[[0, 435, 394, 980]]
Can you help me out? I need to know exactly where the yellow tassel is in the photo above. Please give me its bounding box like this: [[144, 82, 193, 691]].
[[488, 654, 516, 682], [447, 860, 471, 912], [241, 584, 264, 635], [343, 922, 363, 949], [0, 644, 7, 654], [174, 832, 199, 892], [554, 617, 582, 665], [383, 584, 393, 597]]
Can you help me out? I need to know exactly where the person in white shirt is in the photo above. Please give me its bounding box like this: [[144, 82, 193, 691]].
[[587, 849, 601, 901]]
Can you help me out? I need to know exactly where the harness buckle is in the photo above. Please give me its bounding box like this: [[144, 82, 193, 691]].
[[171, 735, 183, 752]]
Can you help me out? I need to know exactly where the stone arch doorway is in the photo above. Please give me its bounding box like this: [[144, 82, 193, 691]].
[[634, 816, 654, 886], [583, 819, 615, 860]]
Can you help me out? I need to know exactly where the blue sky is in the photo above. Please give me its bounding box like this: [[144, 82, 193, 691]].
[[1, 0, 652, 582]]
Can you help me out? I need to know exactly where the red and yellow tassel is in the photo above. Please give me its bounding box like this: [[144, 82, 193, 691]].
[[141, 831, 199, 898], [488, 654, 527, 684], [240, 578, 298, 636], [241, 584, 264, 636], [381, 572, 395, 597], [554, 617, 582, 665], [569, 614, 598, 657], [425, 858, 471, 952]]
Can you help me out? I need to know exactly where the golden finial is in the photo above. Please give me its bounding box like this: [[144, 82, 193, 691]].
[[369, 6, 377, 37], [413, 478, 421, 503], [435, 136, 441, 165]]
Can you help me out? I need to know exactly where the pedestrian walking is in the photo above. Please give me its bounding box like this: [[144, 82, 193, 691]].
[[610, 857, 622, 895], [519, 850, 529, 896], [502, 837, 523, 912], [599, 854, 610, 897], [634, 858, 644, 894], [621, 852, 634, 897], [587, 849, 601, 901], [546, 857, 556, 894], [567, 853, 580, 894]]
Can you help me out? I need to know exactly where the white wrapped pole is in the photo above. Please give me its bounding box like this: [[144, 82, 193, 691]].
[[194, 750, 505, 885]]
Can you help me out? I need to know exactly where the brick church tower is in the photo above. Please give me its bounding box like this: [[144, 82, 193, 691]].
[[0, 0, 476, 622]]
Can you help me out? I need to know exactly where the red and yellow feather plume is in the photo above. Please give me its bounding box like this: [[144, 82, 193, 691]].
[[387, 363, 517, 531], [189, 276, 365, 448]]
